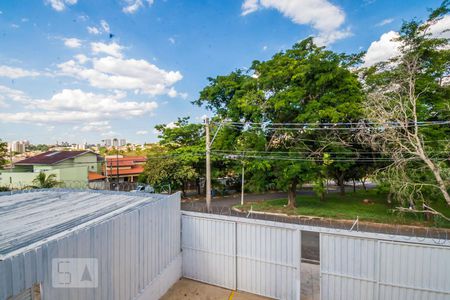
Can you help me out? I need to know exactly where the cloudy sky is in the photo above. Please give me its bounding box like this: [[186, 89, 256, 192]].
[[0, 0, 447, 144]]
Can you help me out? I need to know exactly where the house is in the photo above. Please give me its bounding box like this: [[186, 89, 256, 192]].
[[0, 150, 103, 188], [104, 156, 146, 183]]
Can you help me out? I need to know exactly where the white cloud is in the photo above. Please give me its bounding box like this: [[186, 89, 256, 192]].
[[34, 89, 157, 115], [376, 18, 394, 27], [241, 0, 349, 45], [0, 85, 29, 102], [363, 16, 450, 67], [74, 54, 89, 64], [76, 121, 112, 132], [122, 0, 154, 14], [165, 122, 178, 129], [87, 26, 101, 35], [262, 45, 268, 51], [91, 42, 123, 58], [63, 38, 82, 48], [45, 0, 77, 11], [241, 0, 259, 15], [100, 20, 110, 32], [0, 65, 40, 78], [58, 55, 183, 96], [168, 37, 176, 44], [136, 130, 148, 135], [314, 28, 352, 46], [363, 31, 400, 67], [0, 88, 158, 124], [429, 14, 450, 39]]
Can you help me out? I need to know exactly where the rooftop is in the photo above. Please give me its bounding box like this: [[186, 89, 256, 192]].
[[15, 150, 97, 165], [0, 190, 162, 258]]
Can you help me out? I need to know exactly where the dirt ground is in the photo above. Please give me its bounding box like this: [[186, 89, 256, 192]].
[[161, 263, 320, 300], [161, 278, 271, 300]]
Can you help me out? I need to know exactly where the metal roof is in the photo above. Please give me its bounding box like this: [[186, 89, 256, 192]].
[[0, 189, 165, 258], [15, 150, 97, 165]]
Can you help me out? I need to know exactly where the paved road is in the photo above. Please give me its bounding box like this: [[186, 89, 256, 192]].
[[181, 184, 374, 211]]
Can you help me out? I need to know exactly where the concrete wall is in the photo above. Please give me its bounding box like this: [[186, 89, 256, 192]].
[[0, 166, 88, 188], [0, 170, 60, 188], [73, 153, 100, 173]]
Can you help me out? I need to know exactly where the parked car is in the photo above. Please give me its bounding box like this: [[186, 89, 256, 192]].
[[131, 184, 155, 193]]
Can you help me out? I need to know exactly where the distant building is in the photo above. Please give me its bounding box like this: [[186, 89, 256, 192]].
[[104, 156, 146, 183], [8, 140, 29, 153], [119, 139, 127, 147], [0, 150, 103, 188]]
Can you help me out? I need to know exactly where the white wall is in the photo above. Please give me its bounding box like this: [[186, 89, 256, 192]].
[[0, 193, 181, 300]]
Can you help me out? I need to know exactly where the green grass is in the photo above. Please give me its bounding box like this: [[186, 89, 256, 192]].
[[235, 189, 450, 228]]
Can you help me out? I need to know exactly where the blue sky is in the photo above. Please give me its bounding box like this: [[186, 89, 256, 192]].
[[0, 0, 446, 145]]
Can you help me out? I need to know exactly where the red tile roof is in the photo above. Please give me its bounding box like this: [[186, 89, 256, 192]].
[[15, 151, 97, 165], [106, 165, 145, 176], [106, 156, 147, 167], [88, 172, 106, 181]]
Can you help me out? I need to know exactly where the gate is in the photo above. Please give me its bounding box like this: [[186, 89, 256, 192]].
[[320, 234, 450, 300], [181, 215, 236, 289], [181, 214, 301, 299]]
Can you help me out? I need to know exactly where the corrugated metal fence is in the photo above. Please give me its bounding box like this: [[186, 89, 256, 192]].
[[181, 211, 450, 300], [0, 193, 181, 300]]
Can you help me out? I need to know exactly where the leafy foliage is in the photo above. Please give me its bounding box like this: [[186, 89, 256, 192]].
[[0, 139, 7, 169], [32, 172, 60, 189]]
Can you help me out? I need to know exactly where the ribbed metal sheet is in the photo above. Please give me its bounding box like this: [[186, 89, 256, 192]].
[[0, 190, 168, 257], [320, 234, 450, 300], [181, 215, 236, 289], [0, 191, 181, 300], [378, 241, 450, 300], [237, 223, 300, 300], [181, 214, 301, 299]]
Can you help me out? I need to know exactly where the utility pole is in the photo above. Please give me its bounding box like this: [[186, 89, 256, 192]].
[[241, 163, 245, 206], [113, 138, 119, 191], [205, 117, 211, 212], [104, 154, 109, 182]]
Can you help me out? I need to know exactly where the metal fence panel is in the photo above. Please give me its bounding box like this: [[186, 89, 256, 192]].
[[237, 223, 300, 300], [378, 241, 450, 300], [320, 233, 377, 300], [181, 215, 236, 289], [321, 233, 450, 300]]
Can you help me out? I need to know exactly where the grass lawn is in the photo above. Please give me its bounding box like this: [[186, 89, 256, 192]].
[[235, 189, 450, 228]]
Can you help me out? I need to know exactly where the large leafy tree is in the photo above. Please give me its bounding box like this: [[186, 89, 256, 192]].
[[361, 1, 450, 209], [195, 38, 365, 207], [143, 117, 204, 195], [0, 139, 7, 169]]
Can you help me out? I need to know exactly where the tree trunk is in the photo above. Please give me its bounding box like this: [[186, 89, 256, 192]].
[[196, 178, 201, 195], [420, 154, 450, 206], [361, 178, 367, 191], [287, 179, 298, 208], [352, 179, 356, 192], [181, 182, 186, 198], [337, 173, 345, 196]]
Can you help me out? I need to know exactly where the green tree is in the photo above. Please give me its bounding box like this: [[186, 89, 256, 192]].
[[361, 1, 450, 209], [142, 145, 198, 196], [142, 117, 205, 196], [32, 172, 60, 189], [195, 38, 365, 207], [0, 139, 7, 169]]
